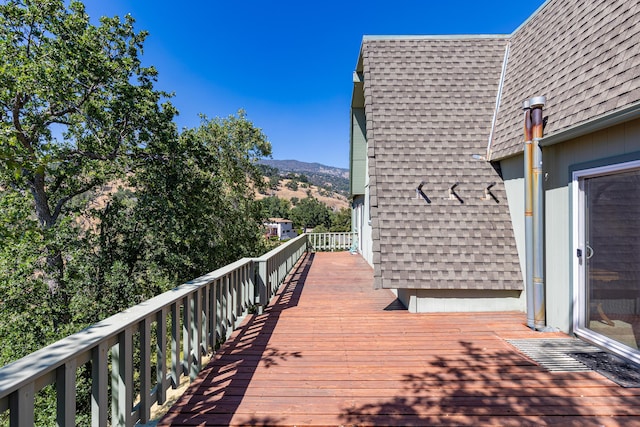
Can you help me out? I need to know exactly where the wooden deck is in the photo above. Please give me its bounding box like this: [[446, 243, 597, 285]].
[[160, 252, 640, 426]]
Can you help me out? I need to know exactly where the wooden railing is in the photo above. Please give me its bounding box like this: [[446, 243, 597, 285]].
[[308, 232, 356, 252], [0, 234, 310, 427]]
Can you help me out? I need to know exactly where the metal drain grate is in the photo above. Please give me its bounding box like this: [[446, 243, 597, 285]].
[[507, 338, 601, 372]]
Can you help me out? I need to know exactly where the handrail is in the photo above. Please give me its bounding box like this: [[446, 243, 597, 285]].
[[255, 234, 308, 312], [0, 235, 310, 427], [308, 232, 356, 252]]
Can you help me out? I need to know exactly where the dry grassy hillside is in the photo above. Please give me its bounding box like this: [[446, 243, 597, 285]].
[[256, 178, 349, 211]]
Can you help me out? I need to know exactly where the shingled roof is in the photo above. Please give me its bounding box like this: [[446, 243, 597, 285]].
[[359, 36, 523, 290], [490, 0, 640, 159]]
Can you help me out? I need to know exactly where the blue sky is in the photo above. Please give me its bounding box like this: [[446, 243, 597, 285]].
[[84, 1, 546, 169]]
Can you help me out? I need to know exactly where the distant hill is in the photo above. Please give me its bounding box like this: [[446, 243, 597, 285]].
[[259, 160, 349, 179], [256, 178, 349, 211], [259, 159, 350, 196]]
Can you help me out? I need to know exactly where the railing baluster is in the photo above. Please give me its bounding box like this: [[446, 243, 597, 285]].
[[111, 328, 133, 427], [231, 270, 238, 327], [225, 274, 233, 339], [92, 342, 108, 427], [0, 241, 309, 426], [240, 265, 246, 312], [156, 308, 167, 405], [209, 281, 217, 350], [170, 302, 179, 389], [248, 262, 256, 307], [305, 232, 358, 252], [216, 278, 223, 343], [182, 296, 191, 378], [257, 260, 267, 313], [9, 382, 34, 426], [201, 285, 209, 358], [190, 289, 201, 380], [140, 317, 151, 423], [56, 359, 77, 427], [237, 269, 243, 322]]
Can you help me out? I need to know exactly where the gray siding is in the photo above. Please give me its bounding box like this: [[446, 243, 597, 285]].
[[500, 155, 527, 292], [544, 118, 640, 332], [501, 117, 640, 332], [350, 108, 367, 196]]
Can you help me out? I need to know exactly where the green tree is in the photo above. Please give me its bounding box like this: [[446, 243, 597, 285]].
[[260, 196, 291, 219], [0, 1, 273, 423], [290, 196, 332, 230], [269, 175, 280, 190], [132, 112, 272, 283], [0, 0, 175, 329], [330, 207, 352, 232]]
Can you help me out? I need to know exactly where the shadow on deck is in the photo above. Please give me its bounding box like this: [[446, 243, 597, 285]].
[[160, 252, 640, 426]]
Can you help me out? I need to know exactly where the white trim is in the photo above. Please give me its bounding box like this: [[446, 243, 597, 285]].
[[572, 159, 640, 365], [487, 42, 510, 159]]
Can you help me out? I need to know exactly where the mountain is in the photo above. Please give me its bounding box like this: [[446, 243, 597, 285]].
[[259, 160, 349, 179], [259, 159, 350, 196]]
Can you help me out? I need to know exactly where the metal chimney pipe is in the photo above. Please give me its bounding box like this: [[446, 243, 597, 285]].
[[522, 99, 534, 329], [530, 96, 546, 330]]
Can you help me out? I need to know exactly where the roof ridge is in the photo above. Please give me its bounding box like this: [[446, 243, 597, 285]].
[[362, 34, 510, 41], [509, 0, 554, 37]]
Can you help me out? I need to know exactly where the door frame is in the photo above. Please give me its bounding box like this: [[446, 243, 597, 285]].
[[572, 159, 640, 364]]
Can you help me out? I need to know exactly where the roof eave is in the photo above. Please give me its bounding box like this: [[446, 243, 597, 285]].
[[540, 101, 640, 148]]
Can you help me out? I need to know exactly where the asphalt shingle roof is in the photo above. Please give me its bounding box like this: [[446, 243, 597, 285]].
[[490, 0, 640, 159], [358, 0, 640, 290], [361, 37, 523, 290]]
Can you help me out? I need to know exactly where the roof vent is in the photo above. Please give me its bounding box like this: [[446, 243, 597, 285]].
[[529, 96, 546, 108]]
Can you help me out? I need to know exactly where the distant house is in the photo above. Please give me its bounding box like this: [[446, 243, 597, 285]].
[[350, 0, 640, 364], [265, 218, 297, 240]]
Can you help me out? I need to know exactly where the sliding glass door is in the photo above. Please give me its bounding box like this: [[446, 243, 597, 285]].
[[573, 161, 640, 362]]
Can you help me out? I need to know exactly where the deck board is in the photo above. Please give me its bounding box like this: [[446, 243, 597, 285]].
[[159, 252, 640, 426]]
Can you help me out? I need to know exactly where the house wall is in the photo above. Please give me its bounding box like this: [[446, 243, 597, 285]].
[[544, 117, 640, 333], [352, 194, 373, 267], [397, 289, 523, 313], [500, 117, 640, 333], [499, 155, 528, 311]]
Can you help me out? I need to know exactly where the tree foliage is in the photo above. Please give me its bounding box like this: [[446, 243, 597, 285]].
[[331, 207, 351, 232], [0, 2, 272, 423], [260, 195, 351, 232], [290, 196, 332, 230], [0, 0, 271, 390], [0, 0, 177, 331], [260, 195, 291, 219]]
